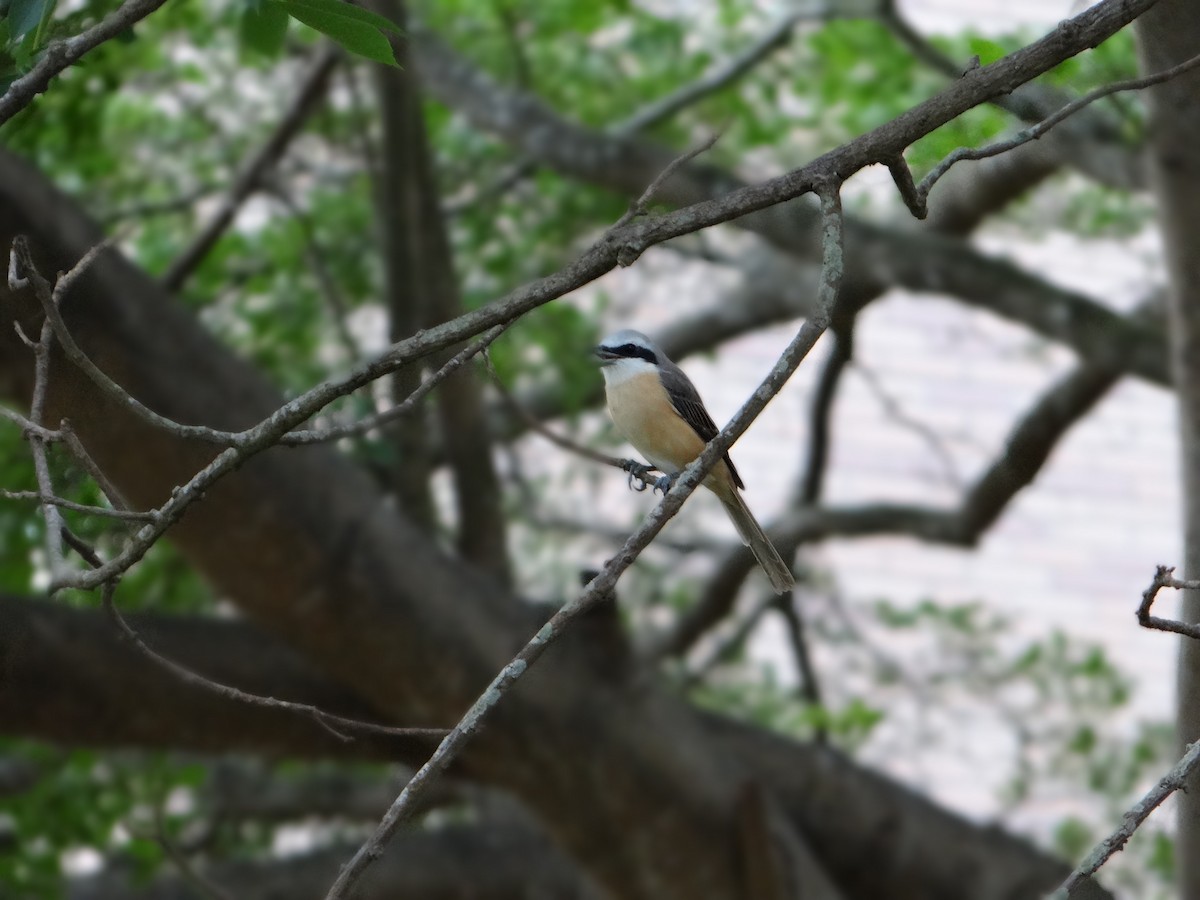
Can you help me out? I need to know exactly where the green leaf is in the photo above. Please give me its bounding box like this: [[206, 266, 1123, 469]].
[[240, 0, 290, 58], [278, 0, 399, 66], [286, 0, 401, 36], [8, 0, 56, 43]]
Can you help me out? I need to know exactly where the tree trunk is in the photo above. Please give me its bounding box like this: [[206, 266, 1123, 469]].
[[1136, 5, 1200, 897]]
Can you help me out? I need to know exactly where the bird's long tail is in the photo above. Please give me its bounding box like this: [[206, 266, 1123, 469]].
[[717, 489, 794, 594]]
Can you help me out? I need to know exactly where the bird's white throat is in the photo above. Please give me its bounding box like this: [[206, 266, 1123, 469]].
[[599, 356, 657, 387]]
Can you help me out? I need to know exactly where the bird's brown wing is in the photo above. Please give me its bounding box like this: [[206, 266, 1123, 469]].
[[658, 361, 745, 490]]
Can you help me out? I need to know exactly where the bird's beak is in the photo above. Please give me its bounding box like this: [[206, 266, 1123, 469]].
[[593, 345, 617, 365]]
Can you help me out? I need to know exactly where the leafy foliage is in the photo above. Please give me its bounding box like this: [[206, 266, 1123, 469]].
[[242, 0, 401, 66], [0, 0, 1166, 895]]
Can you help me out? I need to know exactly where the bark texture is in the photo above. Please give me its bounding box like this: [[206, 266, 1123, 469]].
[[1136, 5, 1200, 897]]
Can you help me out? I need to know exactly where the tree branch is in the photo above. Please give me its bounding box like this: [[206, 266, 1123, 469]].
[[99, 581, 446, 745], [67, 824, 602, 900], [161, 45, 340, 293], [879, 0, 1144, 191], [901, 49, 1200, 219], [1049, 739, 1200, 897], [0, 0, 170, 128], [326, 184, 846, 900], [0, 594, 443, 765], [1136, 564, 1200, 640], [653, 350, 1123, 659], [411, 11, 1169, 386], [0, 595, 1109, 900]]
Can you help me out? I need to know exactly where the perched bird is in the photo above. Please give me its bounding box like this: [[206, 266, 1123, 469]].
[[594, 329, 794, 594]]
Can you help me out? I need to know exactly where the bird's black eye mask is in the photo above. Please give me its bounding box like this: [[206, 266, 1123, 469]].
[[609, 343, 656, 364]]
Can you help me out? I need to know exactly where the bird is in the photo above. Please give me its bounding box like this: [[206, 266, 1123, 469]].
[[594, 329, 794, 594]]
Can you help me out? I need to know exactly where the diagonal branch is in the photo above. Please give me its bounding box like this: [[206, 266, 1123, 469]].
[[100, 581, 448, 745], [7, 0, 1165, 471], [653, 349, 1123, 659], [411, 12, 1169, 386], [0, 593, 444, 764], [161, 45, 341, 293], [0, 0, 170, 128], [325, 185, 846, 900], [0, 593, 1111, 899], [1050, 699, 1200, 896], [614, 9, 808, 136], [897, 49, 1200, 219], [879, 0, 1143, 191]]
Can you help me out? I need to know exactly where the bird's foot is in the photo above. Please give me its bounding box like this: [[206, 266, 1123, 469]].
[[651, 473, 675, 495], [620, 459, 657, 493]]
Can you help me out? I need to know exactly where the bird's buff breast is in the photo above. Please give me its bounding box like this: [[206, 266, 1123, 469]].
[[605, 371, 707, 475]]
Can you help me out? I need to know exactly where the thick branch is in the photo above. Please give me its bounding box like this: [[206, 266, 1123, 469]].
[[1, 598, 1102, 900], [67, 825, 601, 900], [708, 714, 1111, 900], [0, 594, 440, 765]]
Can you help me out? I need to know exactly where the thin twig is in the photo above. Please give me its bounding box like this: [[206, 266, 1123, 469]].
[[614, 10, 806, 136], [53, 231, 122, 303], [9, 232, 142, 572], [0, 0, 170, 127], [148, 798, 235, 900], [483, 350, 626, 469], [10, 236, 236, 443], [100, 582, 448, 745], [0, 405, 61, 441], [1136, 565, 1200, 640], [612, 131, 721, 230], [1049, 738, 1200, 898], [59, 527, 446, 747], [279, 325, 508, 445], [161, 45, 341, 293], [0, 490, 155, 521], [26, 308, 65, 576], [322, 184, 844, 900], [909, 51, 1200, 217], [446, 9, 805, 216], [60, 420, 134, 511]]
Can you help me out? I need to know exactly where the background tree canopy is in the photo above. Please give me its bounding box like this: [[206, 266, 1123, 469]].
[[0, 0, 1198, 898]]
